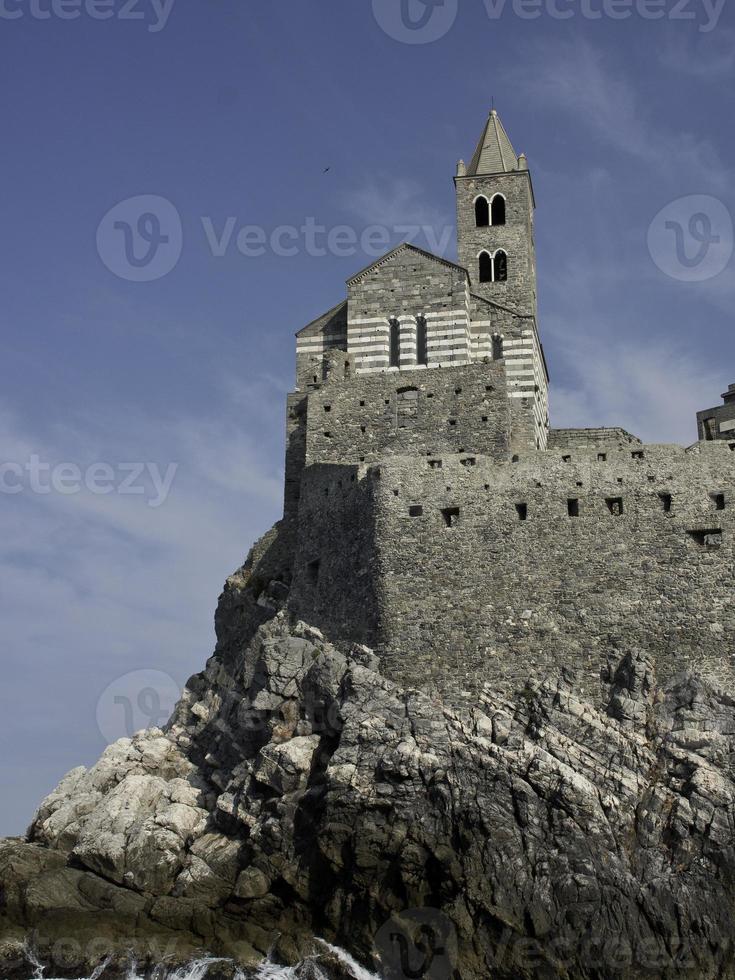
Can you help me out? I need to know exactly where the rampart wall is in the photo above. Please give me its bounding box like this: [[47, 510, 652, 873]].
[[289, 441, 735, 704]]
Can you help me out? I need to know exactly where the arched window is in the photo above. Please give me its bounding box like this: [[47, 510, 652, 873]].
[[389, 318, 400, 368], [475, 196, 490, 228], [491, 195, 506, 226], [494, 250, 508, 282], [416, 316, 428, 366], [479, 251, 493, 283], [492, 334, 504, 360]]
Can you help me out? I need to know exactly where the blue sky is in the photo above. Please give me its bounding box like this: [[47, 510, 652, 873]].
[[1, 0, 734, 834]]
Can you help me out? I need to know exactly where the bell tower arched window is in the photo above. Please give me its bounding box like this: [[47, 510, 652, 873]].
[[491, 194, 506, 226], [475, 196, 490, 228], [494, 250, 508, 282], [416, 316, 428, 366], [389, 318, 400, 368], [479, 251, 493, 283]]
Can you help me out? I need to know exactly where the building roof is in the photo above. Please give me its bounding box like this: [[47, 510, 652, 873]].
[[346, 242, 469, 285], [466, 109, 519, 175]]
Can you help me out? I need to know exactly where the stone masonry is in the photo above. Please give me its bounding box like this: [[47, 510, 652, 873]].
[[273, 110, 735, 705]]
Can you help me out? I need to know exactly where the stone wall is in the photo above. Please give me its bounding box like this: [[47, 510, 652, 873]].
[[549, 427, 643, 451], [304, 360, 512, 467], [372, 441, 735, 702], [288, 441, 735, 705], [455, 170, 536, 316], [288, 463, 380, 648]]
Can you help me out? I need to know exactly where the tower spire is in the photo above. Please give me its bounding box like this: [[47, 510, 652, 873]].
[[466, 108, 519, 176]]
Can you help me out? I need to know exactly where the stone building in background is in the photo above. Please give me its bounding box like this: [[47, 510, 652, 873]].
[[260, 110, 735, 706]]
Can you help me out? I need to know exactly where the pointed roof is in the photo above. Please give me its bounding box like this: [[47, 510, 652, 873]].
[[466, 109, 519, 175], [346, 242, 468, 285]]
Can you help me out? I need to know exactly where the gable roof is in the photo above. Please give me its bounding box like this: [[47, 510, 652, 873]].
[[467, 110, 519, 176], [346, 242, 469, 285], [296, 299, 348, 338]]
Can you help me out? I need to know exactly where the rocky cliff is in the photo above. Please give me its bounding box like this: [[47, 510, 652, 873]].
[[3, 533, 735, 979]]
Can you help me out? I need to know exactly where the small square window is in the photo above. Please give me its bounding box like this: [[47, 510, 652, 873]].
[[597, 454, 607, 462], [461, 457, 476, 467], [481, 416, 488, 422], [562, 455, 571, 463], [359, 400, 365, 407], [409, 505, 423, 518], [632, 451, 645, 460], [428, 459, 442, 469], [606, 497, 624, 516], [324, 431, 332, 438], [324, 404, 331, 413], [448, 419, 457, 427]]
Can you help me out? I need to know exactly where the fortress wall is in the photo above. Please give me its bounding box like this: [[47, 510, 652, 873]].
[[289, 464, 380, 647], [372, 441, 735, 702], [304, 360, 512, 467], [549, 428, 643, 451]]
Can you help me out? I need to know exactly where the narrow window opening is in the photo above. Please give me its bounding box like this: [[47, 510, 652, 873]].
[[416, 316, 429, 366], [711, 492, 726, 511], [516, 503, 528, 521], [448, 419, 457, 427], [729, 443, 735, 452], [606, 497, 624, 516], [359, 399, 365, 407], [389, 318, 400, 368], [481, 415, 488, 422], [597, 453, 607, 462], [492, 334, 504, 360], [568, 499, 580, 518], [306, 559, 320, 586], [475, 196, 490, 227], [494, 250, 508, 282], [491, 195, 506, 226], [512, 455, 520, 463], [479, 251, 493, 284], [703, 418, 716, 441], [393, 489, 399, 497], [562, 455, 571, 463], [360, 425, 366, 434], [660, 493, 672, 513], [324, 431, 332, 438], [324, 404, 331, 412], [441, 506, 460, 528], [409, 505, 423, 518]]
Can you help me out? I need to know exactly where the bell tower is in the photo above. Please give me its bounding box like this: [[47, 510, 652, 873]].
[[455, 110, 537, 317]]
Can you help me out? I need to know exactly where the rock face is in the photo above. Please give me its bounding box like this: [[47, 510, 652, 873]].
[[3, 553, 735, 979]]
